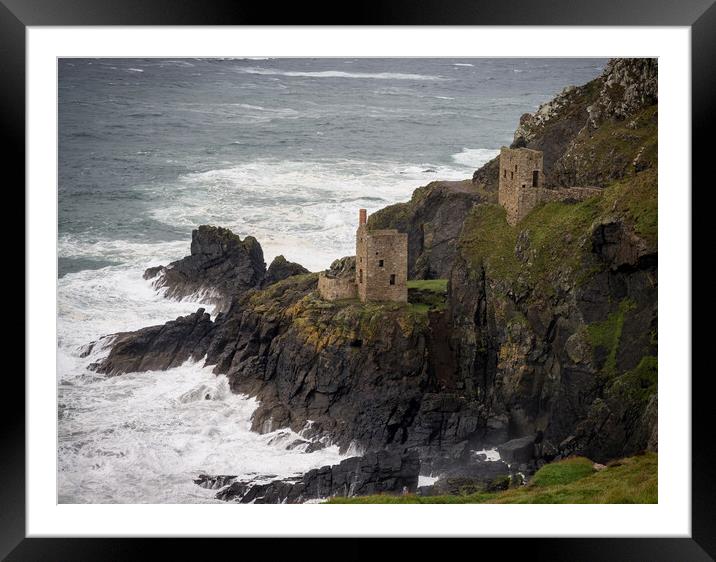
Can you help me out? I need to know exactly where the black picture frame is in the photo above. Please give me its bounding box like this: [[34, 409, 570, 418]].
[[7, 0, 712, 559]]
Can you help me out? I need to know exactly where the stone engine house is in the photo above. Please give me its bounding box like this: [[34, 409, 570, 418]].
[[498, 147, 602, 225], [318, 209, 408, 303]]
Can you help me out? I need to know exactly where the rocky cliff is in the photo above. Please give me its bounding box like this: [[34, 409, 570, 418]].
[[449, 166, 657, 462], [93, 58, 658, 483], [367, 180, 493, 279]]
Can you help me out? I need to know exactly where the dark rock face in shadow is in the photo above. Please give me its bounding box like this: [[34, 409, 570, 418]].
[[367, 180, 491, 280]]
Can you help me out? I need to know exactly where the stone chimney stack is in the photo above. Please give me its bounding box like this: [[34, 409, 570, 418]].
[[359, 208, 367, 226]]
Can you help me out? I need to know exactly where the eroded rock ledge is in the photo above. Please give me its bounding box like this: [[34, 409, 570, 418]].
[[212, 449, 420, 503]]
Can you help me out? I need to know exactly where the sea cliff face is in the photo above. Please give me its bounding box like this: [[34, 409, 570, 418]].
[[448, 172, 657, 462], [93, 58, 658, 478]]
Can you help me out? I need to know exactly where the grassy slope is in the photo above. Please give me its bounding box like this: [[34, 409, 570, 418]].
[[458, 166, 657, 295], [326, 453, 657, 504]]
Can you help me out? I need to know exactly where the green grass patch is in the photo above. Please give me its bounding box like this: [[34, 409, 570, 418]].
[[407, 279, 448, 293], [598, 167, 657, 248], [586, 298, 637, 376], [407, 279, 449, 314], [326, 453, 657, 504], [530, 457, 595, 487], [459, 204, 519, 282], [458, 198, 603, 295]]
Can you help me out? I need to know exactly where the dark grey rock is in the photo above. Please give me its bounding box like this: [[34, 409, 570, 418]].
[[262, 255, 309, 287], [215, 449, 420, 503], [497, 435, 537, 465], [145, 225, 267, 310]]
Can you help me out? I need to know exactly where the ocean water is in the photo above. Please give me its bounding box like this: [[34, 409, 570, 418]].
[[58, 57, 606, 503]]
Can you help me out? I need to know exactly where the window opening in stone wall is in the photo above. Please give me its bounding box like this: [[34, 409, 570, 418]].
[[389, 274, 396, 286], [532, 170, 539, 187], [359, 269, 363, 283], [378, 260, 384, 267]]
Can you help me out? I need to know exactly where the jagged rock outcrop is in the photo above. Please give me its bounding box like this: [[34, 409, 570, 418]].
[[324, 255, 356, 279], [213, 449, 419, 503], [144, 225, 309, 310], [262, 255, 309, 287], [144, 226, 266, 309], [90, 308, 215, 375], [367, 180, 493, 279], [94, 273, 456, 459], [586, 58, 658, 125], [474, 57, 657, 190]]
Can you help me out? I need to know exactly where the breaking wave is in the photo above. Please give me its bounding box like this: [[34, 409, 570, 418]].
[[451, 147, 500, 168], [237, 67, 447, 81]]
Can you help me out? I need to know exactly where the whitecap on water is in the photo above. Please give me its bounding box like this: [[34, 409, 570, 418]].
[[451, 147, 500, 169]]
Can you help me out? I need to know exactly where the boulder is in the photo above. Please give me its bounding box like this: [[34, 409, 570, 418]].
[[497, 435, 537, 465], [431, 459, 512, 495]]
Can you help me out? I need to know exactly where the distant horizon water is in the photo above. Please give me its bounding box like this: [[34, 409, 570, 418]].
[[58, 57, 607, 503]]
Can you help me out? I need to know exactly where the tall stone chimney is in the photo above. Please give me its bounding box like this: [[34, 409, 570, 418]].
[[359, 208, 367, 226]]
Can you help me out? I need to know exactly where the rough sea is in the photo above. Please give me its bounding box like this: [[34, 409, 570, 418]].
[[58, 57, 607, 503]]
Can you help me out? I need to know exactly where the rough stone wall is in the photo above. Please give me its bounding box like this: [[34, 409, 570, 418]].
[[499, 147, 602, 225], [317, 272, 357, 301], [498, 147, 544, 225], [356, 225, 408, 302]]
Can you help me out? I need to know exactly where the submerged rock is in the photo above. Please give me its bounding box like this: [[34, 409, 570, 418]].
[[193, 474, 237, 490]]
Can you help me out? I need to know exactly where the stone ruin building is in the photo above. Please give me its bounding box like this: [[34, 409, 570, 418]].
[[318, 209, 408, 303], [498, 147, 602, 225]]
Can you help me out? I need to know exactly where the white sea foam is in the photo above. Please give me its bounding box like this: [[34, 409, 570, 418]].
[[127, 68, 144, 73], [451, 147, 500, 168], [473, 448, 502, 462], [237, 67, 447, 81], [57, 260, 346, 503], [58, 360, 345, 503], [453, 63, 474, 67], [145, 158, 471, 272], [418, 474, 439, 486]]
